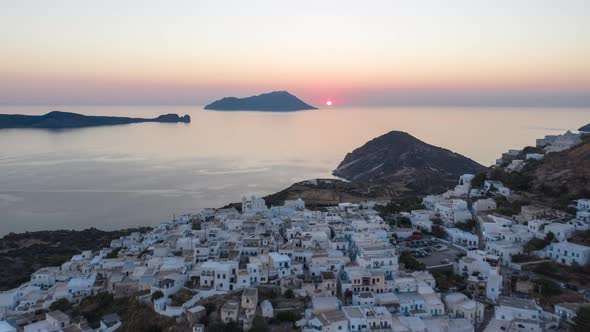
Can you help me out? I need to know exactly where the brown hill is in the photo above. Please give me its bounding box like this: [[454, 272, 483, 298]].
[[528, 135, 590, 203], [333, 131, 485, 195]]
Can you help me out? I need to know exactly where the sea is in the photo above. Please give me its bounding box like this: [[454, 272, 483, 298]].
[[0, 105, 588, 235]]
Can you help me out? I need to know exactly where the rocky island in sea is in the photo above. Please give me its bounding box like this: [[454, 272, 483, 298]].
[[0, 111, 191, 129], [204, 90, 317, 111]]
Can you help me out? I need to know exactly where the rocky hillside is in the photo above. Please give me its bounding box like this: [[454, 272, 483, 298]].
[[333, 131, 485, 195], [526, 135, 590, 204], [263, 179, 386, 208], [0, 227, 149, 290]]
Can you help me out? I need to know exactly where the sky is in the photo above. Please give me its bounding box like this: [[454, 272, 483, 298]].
[[1, 0, 590, 106]]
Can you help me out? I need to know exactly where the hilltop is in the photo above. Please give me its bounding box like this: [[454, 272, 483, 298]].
[[0, 111, 191, 129], [333, 131, 486, 195], [204, 91, 317, 111]]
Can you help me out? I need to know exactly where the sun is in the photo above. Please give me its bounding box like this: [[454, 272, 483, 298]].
[[326, 100, 333, 106]]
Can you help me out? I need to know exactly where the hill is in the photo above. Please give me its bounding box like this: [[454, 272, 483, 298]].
[[0, 227, 149, 290], [522, 135, 590, 207], [204, 91, 317, 111], [0, 111, 190, 129], [333, 131, 486, 195], [263, 179, 386, 208]]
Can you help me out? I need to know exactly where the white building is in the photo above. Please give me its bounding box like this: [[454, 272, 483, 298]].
[[485, 241, 523, 266], [242, 195, 268, 214], [30, 267, 59, 290], [446, 228, 478, 248], [483, 181, 511, 197], [444, 293, 484, 325], [486, 267, 502, 303], [578, 199, 590, 211], [544, 222, 575, 242], [543, 131, 582, 153], [269, 252, 292, 279], [526, 153, 544, 161], [67, 276, 96, 303], [434, 199, 470, 224], [473, 198, 497, 212], [0, 321, 16, 332], [554, 302, 590, 322], [495, 296, 541, 322], [199, 260, 239, 291], [544, 241, 590, 266], [410, 210, 433, 232]]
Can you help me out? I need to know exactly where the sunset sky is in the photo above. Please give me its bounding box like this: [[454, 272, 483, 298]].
[[1, 0, 590, 106]]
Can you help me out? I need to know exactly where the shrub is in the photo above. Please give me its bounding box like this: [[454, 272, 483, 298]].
[[49, 298, 72, 312], [455, 219, 476, 232], [275, 311, 298, 323], [284, 289, 294, 299], [470, 173, 486, 189], [573, 306, 590, 332], [535, 278, 562, 297], [400, 252, 426, 271], [151, 291, 164, 301]]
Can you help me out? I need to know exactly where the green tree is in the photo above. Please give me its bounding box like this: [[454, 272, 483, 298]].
[[397, 217, 412, 227], [431, 225, 447, 239], [399, 252, 426, 271], [470, 173, 486, 189], [284, 289, 294, 299], [455, 219, 476, 232], [49, 298, 72, 312], [535, 278, 562, 297], [151, 290, 164, 301], [275, 311, 298, 322], [105, 248, 121, 259], [573, 306, 590, 332], [249, 316, 270, 332]]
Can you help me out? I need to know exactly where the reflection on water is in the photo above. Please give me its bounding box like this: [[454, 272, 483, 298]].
[[0, 105, 588, 235]]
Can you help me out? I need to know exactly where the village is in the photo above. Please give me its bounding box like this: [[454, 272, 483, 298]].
[[0, 129, 589, 332]]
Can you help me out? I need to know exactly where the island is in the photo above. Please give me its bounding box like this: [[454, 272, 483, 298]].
[[0, 111, 191, 129], [204, 91, 317, 111]]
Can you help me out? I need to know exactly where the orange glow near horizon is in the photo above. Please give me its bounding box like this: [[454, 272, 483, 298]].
[[1, 1, 589, 106]]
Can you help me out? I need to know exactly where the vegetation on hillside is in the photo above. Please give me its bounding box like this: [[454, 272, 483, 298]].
[[573, 306, 590, 332], [70, 293, 182, 331], [454, 219, 476, 233], [400, 252, 426, 271], [0, 227, 149, 291], [523, 232, 554, 253]]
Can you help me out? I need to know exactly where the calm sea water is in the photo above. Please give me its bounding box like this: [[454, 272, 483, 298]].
[[0, 105, 588, 235]]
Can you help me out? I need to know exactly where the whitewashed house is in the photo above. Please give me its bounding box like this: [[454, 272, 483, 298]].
[[544, 222, 575, 242], [486, 267, 502, 303], [544, 241, 590, 266], [446, 228, 478, 248]]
